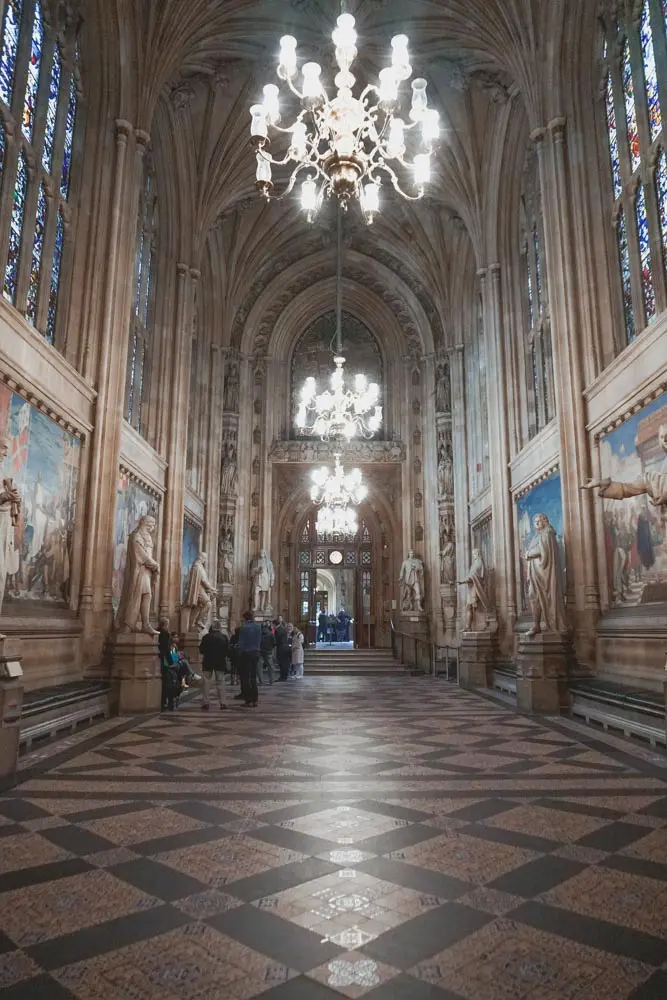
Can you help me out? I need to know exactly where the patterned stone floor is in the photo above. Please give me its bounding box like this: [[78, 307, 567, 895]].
[[2, 676, 667, 999]]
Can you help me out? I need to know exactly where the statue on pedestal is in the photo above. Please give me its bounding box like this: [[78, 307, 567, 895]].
[[220, 442, 238, 496], [218, 526, 234, 585], [523, 513, 566, 636], [0, 437, 20, 618], [437, 442, 453, 498], [460, 549, 490, 631], [440, 540, 456, 584], [399, 550, 425, 612], [251, 549, 275, 613], [117, 514, 160, 635], [184, 552, 216, 631]]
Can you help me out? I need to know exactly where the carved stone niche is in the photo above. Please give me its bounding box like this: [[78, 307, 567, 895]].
[[253, 427, 261, 444], [415, 524, 424, 542], [412, 399, 421, 415], [414, 491, 423, 509], [413, 429, 422, 445], [254, 398, 262, 415], [251, 524, 259, 541]]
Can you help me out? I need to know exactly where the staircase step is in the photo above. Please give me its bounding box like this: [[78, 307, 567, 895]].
[[305, 648, 406, 676]]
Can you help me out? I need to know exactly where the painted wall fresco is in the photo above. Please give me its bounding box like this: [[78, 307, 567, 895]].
[[516, 472, 565, 613], [599, 392, 667, 606], [112, 471, 159, 612], [181, 518, 201, 603], [0, 384, 80, 608]]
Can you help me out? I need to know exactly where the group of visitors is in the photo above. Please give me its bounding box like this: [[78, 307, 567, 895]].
[[158, 613, 305, 711], [317, 607, 352, 643]]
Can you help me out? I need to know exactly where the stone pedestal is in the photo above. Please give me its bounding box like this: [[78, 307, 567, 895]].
[[398, 613, 430, 671], [108, 633, 161, 714], [218, 583, 233, 631], [459, 631, 497, 688], [516, 631, 570, 714], [399, 612, 430, 640], [182, 630, 202, 670], [0, 635, 23, 791], [440, 583, 457, 642]]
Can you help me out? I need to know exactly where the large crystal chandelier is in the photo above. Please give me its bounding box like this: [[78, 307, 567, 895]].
[[295, 208, 382, 440], [249, 5, 439, 223], [311, 453, 366, 539]]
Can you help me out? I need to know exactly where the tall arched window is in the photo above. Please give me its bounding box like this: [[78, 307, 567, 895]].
[[125, 165, 158, 436], [520, 144, 554, 439], [0, 2, 81, 345], [601, 1, 667, 345]]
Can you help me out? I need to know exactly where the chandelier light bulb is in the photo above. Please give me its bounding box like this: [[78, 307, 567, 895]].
[[301, 177, 318, 216], [255, 152, 272, 183], [391, 34, 412, 81], [262, 84, 280, 123], [378, 67, 398, 105], [422, 108, 440, 144], [414, 152, 431, 186], [290, 120, 308, 158], [278, 35, 298, 79], [333, 13, 357, 50], [361, 181, 380, 220], [249, 104, 268, 139], [302, 62, 323, 103], [386, 118, 405, 159], [410, 78, 428, 121]]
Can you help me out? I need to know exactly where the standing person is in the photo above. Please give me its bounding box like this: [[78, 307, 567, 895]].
[[291, 623, 305, 678], [317, 609, 327, 643], [259, 621, 275, 684], [237, 610, 262, 706], [274, 616, 290, 681], [158, 618, 177, 711], [199, 621, 229, 711]]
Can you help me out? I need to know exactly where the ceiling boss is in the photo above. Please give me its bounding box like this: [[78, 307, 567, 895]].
[[249, 6, 440, 223]]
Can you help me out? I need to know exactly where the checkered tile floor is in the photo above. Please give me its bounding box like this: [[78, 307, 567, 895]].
[[2, 676, 667, 998]]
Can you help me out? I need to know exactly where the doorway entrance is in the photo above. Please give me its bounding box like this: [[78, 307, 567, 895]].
[[295, 507, 376, 647]]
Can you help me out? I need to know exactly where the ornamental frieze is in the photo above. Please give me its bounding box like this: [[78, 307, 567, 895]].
[[268, 438, 405, 464]]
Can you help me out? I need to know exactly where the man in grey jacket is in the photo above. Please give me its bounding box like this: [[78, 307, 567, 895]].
[[237, 610, 262, 706]]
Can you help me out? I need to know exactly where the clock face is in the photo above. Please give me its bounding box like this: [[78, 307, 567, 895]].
[[329, 550, 343, 565]]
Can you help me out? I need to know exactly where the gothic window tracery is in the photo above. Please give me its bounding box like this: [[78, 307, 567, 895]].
[[520, 144, 554, 439], [465, 286, 491, 497], [0, 1, 81, 344], [125, 164, 158, 436], [601, 1, 667, 344]]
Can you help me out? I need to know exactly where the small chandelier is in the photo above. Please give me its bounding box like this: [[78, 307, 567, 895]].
[[249, 6, 439, 223], [295, 208, 382, 441], [316, 503, 359, 537], [311, 453, 367, 507]]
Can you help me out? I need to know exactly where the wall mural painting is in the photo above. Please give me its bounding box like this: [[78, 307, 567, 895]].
[[181, 518, 201, 604], [0, 384, 80, 608], [113, 472, 158, 612], [472, 517, 493, 570], [599, 392, 667, 606], [517, 472, 565, 613]]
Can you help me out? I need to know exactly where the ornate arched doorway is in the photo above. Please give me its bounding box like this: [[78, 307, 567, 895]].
[[289, 502, 385, 647]]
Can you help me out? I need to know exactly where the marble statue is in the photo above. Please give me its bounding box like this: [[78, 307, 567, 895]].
[[0, 437, 20, 617], [523, 513, 567, 636], [399, 550, 425, 612], [435, 361, 451, 413], [460, 548, 490, 631], [184, 552, 216, 631], [117, 514, 160, 634], [220, 442, 238, 495], [224, 362, 239, 412], [440, 540, 456, 584], [218, 526, 234, 585], [437, 443, 453, 497], [251, 549, 275, 613]]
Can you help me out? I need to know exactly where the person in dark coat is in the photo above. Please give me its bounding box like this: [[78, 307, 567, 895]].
[[158, 618, 178, 711], [259, 622, 275, 684], [237, 610, 262, 706], [274, 616, 290, 681], [199, 621, 229, 710], [317, 610, 327, 642]]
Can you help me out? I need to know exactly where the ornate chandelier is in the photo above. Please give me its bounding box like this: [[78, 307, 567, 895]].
[[316, 503, 358, 537], [295, 209, 382, 440], [311, 453, 367, 507], [249, 7, 439, 222]]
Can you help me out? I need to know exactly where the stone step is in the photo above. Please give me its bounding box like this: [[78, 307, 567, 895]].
[[305, 649, 406, 676]]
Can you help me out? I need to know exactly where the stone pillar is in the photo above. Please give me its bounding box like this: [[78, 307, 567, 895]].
[[459, 631, 498, 689], [0, 636, 23, 791], [532, 119, 600, 663], [481, 265, 517, 653], [79, 122, 149, 668], [203, 344, 224, 584], [159, 265, 198, 621], [107, 633, 161, 714], [451, 344, 469, 635], [516, 632, 570, 714]]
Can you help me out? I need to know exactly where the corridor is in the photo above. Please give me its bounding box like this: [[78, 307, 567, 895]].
[[1, 678, 667, 999]]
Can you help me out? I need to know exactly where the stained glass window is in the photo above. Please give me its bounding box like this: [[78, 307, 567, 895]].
[[636, 184, 656, 321], [605, 74, 623, 199], [42, 44, 60, 172], [4, 152, 27, 302], [0, 120, 5, 176], [616, 207, 636, 342], [126, 164, 158, 434], [526, 247, 534, 327], [45, 209, 63, 342], [641, 1, 661, 142], [26, 182, 46, 322], [0, 0, 22, 108], [656, 148, 667, 271], [60, 70, 78, 198], [533, 224, 542, 307], [22, 1, 42, 142], [622, 39, 640, 172]]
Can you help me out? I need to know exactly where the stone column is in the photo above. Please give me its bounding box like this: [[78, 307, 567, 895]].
[[532, 118, 599, 663], [203, 344, 224, 585], [481, 265, 517, 653], [159, 266, 198, 623], [451, 344, 469, 635], [79, 122, 149, 667]]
